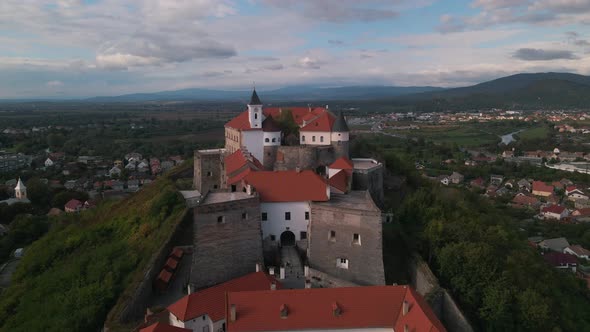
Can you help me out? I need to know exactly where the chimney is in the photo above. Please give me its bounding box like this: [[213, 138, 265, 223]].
[[402, 300, 410, 316], [332, 302, 342, 317], [269, 266, 275, 275], [326, 104, 329, 110], [280, 304, 289, 319], [295, 167, 301, 173], [305, 279, 311, 289], [230, 304, 237, 322], [187, 284, 194, 295], [304, 265, 309, 277], [255, 263, 261, 272], [280, 266, 285, 280], [271, 282, 277, 290]]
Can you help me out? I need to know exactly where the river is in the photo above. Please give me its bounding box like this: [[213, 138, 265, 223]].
[[499, 130, 524, 145]]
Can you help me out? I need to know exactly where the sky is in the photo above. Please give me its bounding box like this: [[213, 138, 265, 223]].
[[1, 0, 590, 98]]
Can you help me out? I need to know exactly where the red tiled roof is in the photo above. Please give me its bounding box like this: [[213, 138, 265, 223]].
[[511, 195, 539, 206], [228, 168, 253, 185], [140, 322, 191, 332], [300, 111, 336, 132], [542, 205, 566, 214], [64, 199, 82, 210], [566, 245, 590, 256], [243, 170, 328, 202], [543, 252, 577, 267], [329, 156, 353, 170], [168, 272, 280, 322], [158, 269, 173, 283], [329, 170, 348, 193], [566, 185, 578, 192], [532, 181, 554, 193], [573, 208, 590, 217], [263, 107, 326, 126], [225, 150, 263, 176], [225, 110, 261, 131], [226, 286, 445, 332], [165, 257, 179, 271]]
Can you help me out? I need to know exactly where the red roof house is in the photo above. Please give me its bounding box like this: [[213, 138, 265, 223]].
[[139, 322, 191, 332], [243, 170, 328, 202], [300, 111, 336, 132], [64, 199, 83, 213], [329, 157, 354, 171], [328, 170, 349, 194], [532, 181, 554, 197], [226, 286, 445, 332]]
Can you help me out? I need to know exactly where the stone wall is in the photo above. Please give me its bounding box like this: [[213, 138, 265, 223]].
[[308, 199, 385, 286], [308, 267, 359, 288], [193, 150, 223, 194], [190, 195, 264, 290], [408, 256, 473, 332], [352, 165, 384, 208], [272, 145, 338, 172]]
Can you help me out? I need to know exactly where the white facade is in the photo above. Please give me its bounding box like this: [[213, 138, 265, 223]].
[[45, 158, 54, 167], [543, 209, 569, 220], [328, 168, 341, 178], [241, 131, 264, 163], [263, 131, 281, 146], [169, 312, 225, 332], [248, 104, 263, 129], [300, 131, 332, 146], [260, 202, 310, 244], [568, 192, 589, 201], [564, 247, 590, 260], [330, 131, 349, 143]]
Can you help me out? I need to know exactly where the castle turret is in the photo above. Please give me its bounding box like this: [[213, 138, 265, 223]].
[[15, 177, 27, 200], [331, 111, 350, 158], [247, 89, 263, 129]]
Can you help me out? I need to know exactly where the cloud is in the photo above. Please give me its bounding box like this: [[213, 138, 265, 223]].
[[328, 40, 345, 46], [513, 48, 578, 61], [45, 80, 64, 87], [264, 64, 284, 71], [296, 57, 323, 69], [566, 31, 590, 47], [263, 0, 399, 23]]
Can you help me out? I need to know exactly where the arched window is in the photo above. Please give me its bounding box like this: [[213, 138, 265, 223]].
[[302, 135, 306, 142], [312, 136, 316, 142], [320, 136, 324, 143], [272, 138, 276, 143], [265, 138, 270, 143], [254, 113, 258, 119]]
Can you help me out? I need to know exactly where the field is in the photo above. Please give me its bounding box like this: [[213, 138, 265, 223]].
[[518, 125, 551, 140]]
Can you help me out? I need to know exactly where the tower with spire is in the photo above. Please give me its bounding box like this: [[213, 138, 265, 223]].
[[331, 111, 350, 158], [15, 178, 27, 200], [247, 88, 263, 129]]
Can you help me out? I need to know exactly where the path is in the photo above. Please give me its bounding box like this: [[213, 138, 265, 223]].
[[279, 246, 305, 289]]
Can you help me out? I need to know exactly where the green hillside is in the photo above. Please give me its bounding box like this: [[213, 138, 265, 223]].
[[0, 173, 187, 332]]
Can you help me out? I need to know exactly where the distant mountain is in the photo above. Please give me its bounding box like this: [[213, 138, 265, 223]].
[[86, 85, 444, 103], [402, 72, 590, 110]]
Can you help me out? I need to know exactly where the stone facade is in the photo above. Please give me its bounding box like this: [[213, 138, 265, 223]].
[[351, 160, 384, 208], [271, 145, 338, 172], [307, 191, 385, 286], [190, 193, 264, 290], [193, 149, 224, 195]]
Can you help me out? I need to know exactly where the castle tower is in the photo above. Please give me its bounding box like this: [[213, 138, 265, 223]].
[[15, 178, 26, 200], [247, 89, 263, 129], [331, 111, 350, 158]]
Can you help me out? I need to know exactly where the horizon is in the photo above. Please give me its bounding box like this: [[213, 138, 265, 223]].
[[2, 1, 590, 98]]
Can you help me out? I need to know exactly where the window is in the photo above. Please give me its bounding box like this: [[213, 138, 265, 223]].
[[302, 135, 305, 142], [305, 211, 309, 220], [312, 136, 316, 142], [217, 216, 225, 223], [203, 326, 209, 332], [254, 113, 258, 119], [242, 212, 247, 220], [265, 138, 270, 143], [270, 235, 276, 241], [272, 138, 276, 143], [231, 185, 236, 192], [262, 212, 268, 221], [320, 136, 324, 142], [213, 185, 218, 189], [353, 233, 361, 245], [336, 258, 348, 269], [329, 230, 336, 241], [285, 212, 291, 220], [300, 231, 307, 240], [207, 171, 212, 177]]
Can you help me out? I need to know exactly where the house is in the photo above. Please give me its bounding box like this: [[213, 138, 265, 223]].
[[490, 174, 504, 186], [64, 199, 83, 213], [168, 271, 280, 331], [138, 160, 150, 173], [504, 180, 515, 189], [47, 208, 63, 216], [161, 160, 175, 171], [502, 150, 514, 158], [566, 186, 589, 201], [438, 175, 450, 186], [495, 187, 510, 196], [140, 322, 190, 332], [226, 285, 446, 332], [572, 208, 590, 218], [449, 172, 464, 184], [543, 252, 577, 272], [564, 245, 590, 260], [44, 157, 54, 167], [532, 181, 554, 197], [127, 179, 140, 191], [109, 166, 122, 177], [125, 152, 143, 162], [170, 156, 184, 165], [511, 195, 540, 208], [64, 180, 77, 190], [125, 161, 137, 171], [539, 237, 570, 252], [541, 205, 569, 220], [150, 158, 162, 175], [111, 180, 125, 191], [517, 179, 532, 192], [470, 177, 485, 188]]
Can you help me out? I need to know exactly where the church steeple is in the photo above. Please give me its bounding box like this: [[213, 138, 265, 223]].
[[15, 177, 27, 200], [250, 88, 262, 105]]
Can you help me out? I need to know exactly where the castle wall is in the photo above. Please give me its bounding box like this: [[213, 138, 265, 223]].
[[190, 195, 264, 290], [193, 149, 224, 194], [307, 199, 385, 286], [352, 165, 384, 208], [225, 127, 241, 154], [263, 146, 278, 169], [273, 145, 338, 172]]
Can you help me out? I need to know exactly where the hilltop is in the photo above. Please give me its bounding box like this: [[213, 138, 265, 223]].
[[0, 168, 189, 332]]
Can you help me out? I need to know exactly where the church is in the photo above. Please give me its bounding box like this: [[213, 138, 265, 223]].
[[190, 89, 385, 290]]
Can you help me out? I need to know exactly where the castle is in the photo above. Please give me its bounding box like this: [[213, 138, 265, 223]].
[[190, 89, 385, 290]]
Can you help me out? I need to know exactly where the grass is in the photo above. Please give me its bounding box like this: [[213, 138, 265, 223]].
[[518, 125, 551, 140], [393, 125, 499, 147]]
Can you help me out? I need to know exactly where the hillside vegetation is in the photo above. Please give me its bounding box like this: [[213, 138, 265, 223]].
[[0, 174, 187, 332]]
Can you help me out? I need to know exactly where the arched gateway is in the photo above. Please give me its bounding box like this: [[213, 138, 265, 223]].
[[280, 231, 296, 246]]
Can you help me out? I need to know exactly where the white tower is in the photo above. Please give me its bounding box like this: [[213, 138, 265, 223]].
[[15, 178, 27, 200], [247, 89, 263, 129]]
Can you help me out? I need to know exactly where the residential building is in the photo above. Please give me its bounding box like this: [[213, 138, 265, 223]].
[[65, 199, 83, 213], [541, 205, 569, 220], [539, 237, 571, 252], [564, 245, 590, 260], [543, 252, 577, 272], [532, 181, 554, 197]]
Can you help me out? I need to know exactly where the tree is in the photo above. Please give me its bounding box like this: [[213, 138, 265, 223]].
[[26, 178, 50, 207]]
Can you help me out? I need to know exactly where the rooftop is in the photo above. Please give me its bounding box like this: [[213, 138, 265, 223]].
[[202, 192, 255, 205], [244, 170, 328, 202], [314, 191, 379, 212], [352, 158, 382, 170]]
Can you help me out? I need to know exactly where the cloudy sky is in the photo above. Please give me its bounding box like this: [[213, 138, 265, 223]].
[[1, 0, 590, 98]]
